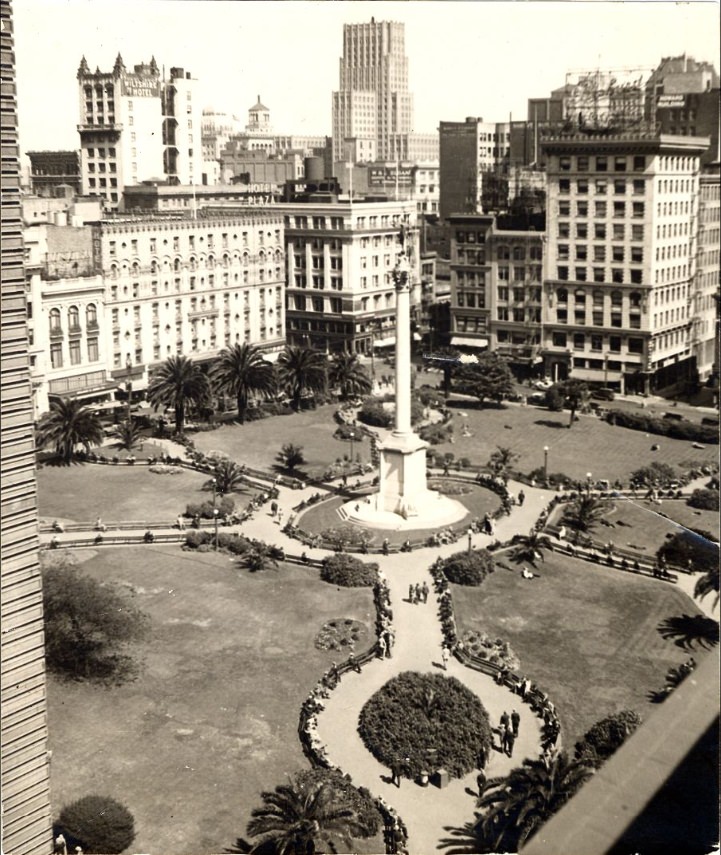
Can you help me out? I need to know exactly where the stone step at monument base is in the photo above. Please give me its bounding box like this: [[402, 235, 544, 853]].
[[338, 492, 468, 531]]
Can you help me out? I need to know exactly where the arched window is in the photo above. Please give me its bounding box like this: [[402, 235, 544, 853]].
[[174, 258, 181, 272], [629, 291, 642, 308], [110, 264, 119, 279], [574, 289, 586, 304], [151, 260, 158, 274], [611, 290, 623, 307], [592, 290, 604, 306], [207, 254, 215, 270], [68, 305, 80, 329], [241, 253, 249, 267], [49, 308, 61, 332], [86, 303, 97, 326], [512, 246, 525, 261]]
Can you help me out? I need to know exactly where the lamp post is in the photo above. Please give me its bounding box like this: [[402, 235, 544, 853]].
[[586, 472, 593, 494], [213, 508, 219, 551], [348, 429, 356, 464], [467, 528, 473, 554], [543, 446, 549, 481], [125, 354, 133, 422]]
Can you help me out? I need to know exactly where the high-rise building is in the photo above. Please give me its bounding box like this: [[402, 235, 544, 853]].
[[76, 55, 202, 209], [692, 166, 720, 387], [540, 130, 711, 394], [332, 19, 414, 163], [0, 2, 53, 853]]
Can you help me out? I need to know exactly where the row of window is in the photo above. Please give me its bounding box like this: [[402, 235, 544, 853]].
[[554, 310, 642, 329], [559, 244, 644, 262], [48, 304, 98, 334], [559, 221, 644, 240], [559, 178, 646, 195], [496, 308, 542, 323], [558, 155, 646, 173], [109, 230, 281, 256], [49, 338, 99, 369], [557, 266, 644, 284], [550, 331, 645, 353]]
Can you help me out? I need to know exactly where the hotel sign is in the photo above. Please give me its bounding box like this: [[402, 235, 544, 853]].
[[369, 166, 413, 186], [657, 94, 687, 107], [122, 77, 161, 98]]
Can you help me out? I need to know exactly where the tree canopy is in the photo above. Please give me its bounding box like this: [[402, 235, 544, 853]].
[[211, 343, 274, 424], [453, 353, 515, 407], [36, 397, 105, 463], [147, 355, 209, 434]]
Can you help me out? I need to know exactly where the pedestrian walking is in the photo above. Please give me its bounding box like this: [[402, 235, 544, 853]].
[[377, 635, 387, 659], [499, 723, 508, 752], [276, 509, 283, 526], [477, 744, 488, 770], [348, 652, 361, 673], [270, 500, 278, 517], [390, 759, 402, 787], [476, 769, 486, 794], [505, 729, 516, 757], [421, 581, 429, 603], [511, 709, 520, 738], [414, 583, 423, 603], [441, 645, 450, 670], [408, 583, 415, 603], [518, 490, 525, 506], [500, 710, 510, 730]]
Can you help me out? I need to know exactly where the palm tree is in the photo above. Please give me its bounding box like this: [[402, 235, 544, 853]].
[[36, 398, 105, 464], [512, 529, 553, 568], [488, 446, 520, 481], [210, 458, 247, 494], [276, 346, 327, 412], [147, 355, 209, 434], [694, 564, 720, 610], [562, 495, 609, 544], [247, 777, 364, 855], [242, 544, 279, 573], [211, 343, 274, 424], [475, 751, 594, 852], [111, 419, 142, 451], [327, 352, 372, 401]]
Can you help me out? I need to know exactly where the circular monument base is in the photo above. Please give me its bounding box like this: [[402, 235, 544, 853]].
[[338, 490, 468, 532]]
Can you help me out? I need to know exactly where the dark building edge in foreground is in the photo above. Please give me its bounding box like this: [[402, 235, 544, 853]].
[[1, 1, 53, 852]]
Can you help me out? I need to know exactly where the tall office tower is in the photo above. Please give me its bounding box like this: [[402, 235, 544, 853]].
[[0, 2, 53, 853], [77, 55, 202, 209], [332, 19, 414, 163]]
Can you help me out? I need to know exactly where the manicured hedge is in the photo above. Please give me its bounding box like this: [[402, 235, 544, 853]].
[[438, 549, 495, 586], [688, 488, 719, 511], [320, 553, 378, 587], [606, 409, 719, 444], [574, 710, 642, 770], [185, 496, 235, 519], [419, 422, 454, 445], [358, 398, 393, 428], [358, 671, 492, 779], [58, 795, 135, 854]]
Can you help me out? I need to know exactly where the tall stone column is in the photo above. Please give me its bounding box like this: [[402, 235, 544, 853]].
[[393, 252, 412, 435]]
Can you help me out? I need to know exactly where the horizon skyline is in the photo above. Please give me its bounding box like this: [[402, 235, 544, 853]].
[[14, 0, 721, 156]]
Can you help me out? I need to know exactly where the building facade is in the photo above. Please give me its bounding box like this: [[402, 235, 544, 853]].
[[27, 150, 81, 197], [541, 131, 710, 394], [77, 56, 203, 210], [24, 210, 286, 419], [439, 118, 511, 220], [281, 199, 420, 353], [0, 2, 53, 852], [692, 167, 720, 386]]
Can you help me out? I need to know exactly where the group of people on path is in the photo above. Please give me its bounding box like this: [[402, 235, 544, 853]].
[[497, 709, 521, 757], [408, 582, 429, 604]]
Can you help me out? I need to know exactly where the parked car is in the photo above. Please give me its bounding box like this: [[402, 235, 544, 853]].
[[528, 392, 547, 405], [590, 387, 615, 401], [533, 378, 554, 390]]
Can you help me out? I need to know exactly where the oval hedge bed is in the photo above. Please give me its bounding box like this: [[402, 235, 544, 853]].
[[358, 671, 492, 779], [439, 549, 495, 586], [320, 553, 378, 587]]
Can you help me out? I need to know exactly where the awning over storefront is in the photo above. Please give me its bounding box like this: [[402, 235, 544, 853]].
[[373, 337, 396, 348], [413, 332, 422, 341], [450, 336, 489, 348], [571, 368, 623, 382]]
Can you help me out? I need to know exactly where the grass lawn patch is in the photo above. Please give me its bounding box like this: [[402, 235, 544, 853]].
[[452, 551, 709, 747], [36, 465, 218, 524], [547, 498, 719, 556], [46, 546, 375, 855], [192, 405, 359, 478], [295, 483, 501, 547], [432, 401, 718, 483]]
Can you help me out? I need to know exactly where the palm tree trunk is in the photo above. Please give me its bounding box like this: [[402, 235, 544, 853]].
[[175, 404, 184, 434], [568, 405, 576, 427], [237, 391, 246, 424]]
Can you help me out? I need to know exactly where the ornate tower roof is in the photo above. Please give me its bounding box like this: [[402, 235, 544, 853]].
[[77, 56, 89, 78], [113, 52, 125, 76]]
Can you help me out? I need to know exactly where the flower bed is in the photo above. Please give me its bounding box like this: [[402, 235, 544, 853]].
[[427, 479, 472, 496], [315, 618, 368, 652], [460, 630, 519, 671], [358, 671, 492, 780]]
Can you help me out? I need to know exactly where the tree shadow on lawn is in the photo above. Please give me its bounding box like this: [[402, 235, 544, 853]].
[[533, 419, 568, 429], [657, 614, 719, 650]]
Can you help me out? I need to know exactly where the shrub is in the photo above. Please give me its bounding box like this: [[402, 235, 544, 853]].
[[295, 769, 382, 838], [574, 710, 642, 770], [439, 549, 494, 586], [418, 422, 453, 445], [358, 398, 393, 428], [461, 630, 519, 670], [545, 387, 565, 411], [320, 553, 378, 587], [319, 524, 374, 552], [629, 462, 678, 488], [184, 496, 235, 519], [184, 530, 212, 549], [334, 423, 365, 442], [657, 531, 718, 573], [416, 385, 444, 408], [315, 617, 368, 651], [688, 488, 719, 511], [358, 671, 492, 779], [606, 409, 719, 444], [58, 795, 135, 854], [527, 467, 571, 487], [276, 442, 305, 470]]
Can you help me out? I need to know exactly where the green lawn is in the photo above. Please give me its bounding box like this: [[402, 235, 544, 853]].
[[295, 483, 501, 546], [452, 552, 710, 747], [193, 405, 360, 478], [36, 465, 217, 524], [546, 497, 720, 557], [46, 546, 378, 855], [431, 400, 718, 483]]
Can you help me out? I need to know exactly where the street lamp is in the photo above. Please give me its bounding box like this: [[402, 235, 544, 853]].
[[349, 429, 356, 464], [125, 354, 133, 422], [213, 508, 219, 551], [586, 472, 593, 493], [543, 446, 549, 481], [467, 528, 473, 554]]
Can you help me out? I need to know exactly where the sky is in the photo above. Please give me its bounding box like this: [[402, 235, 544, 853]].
[[13, 0, 721, 153]]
